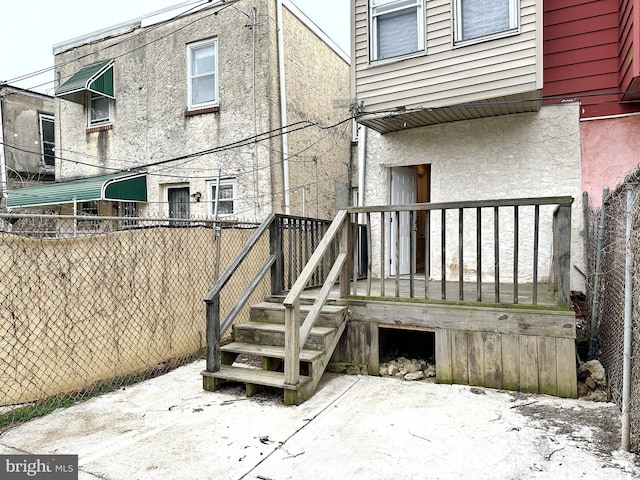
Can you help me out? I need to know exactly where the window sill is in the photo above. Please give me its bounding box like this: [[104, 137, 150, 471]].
[[86, 124, 113, 134], [185, 105, 220, 117]]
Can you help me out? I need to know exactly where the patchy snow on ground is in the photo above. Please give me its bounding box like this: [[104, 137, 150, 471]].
[[0, 361, 638, 480]]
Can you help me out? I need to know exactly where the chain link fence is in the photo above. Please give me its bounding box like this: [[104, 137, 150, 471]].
[[0, 214, 265, 430], [586, 168, 640, 452]]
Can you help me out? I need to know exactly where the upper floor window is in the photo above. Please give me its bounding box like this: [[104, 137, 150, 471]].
[[370, 0, 424, 61], [208, 178, 236, 218], [89, 92, 112, 127], [454, 0, 518, 44], [39, 114, 55, 168], [188, 38, 218, 110]]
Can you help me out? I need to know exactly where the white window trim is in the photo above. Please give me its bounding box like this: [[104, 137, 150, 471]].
[[187, 37, 219, 110], [207, 178, 237, 219], [453, 0, 520, 46], [370, 0, 425, 62], [87, 92, 112, 127], [38, 113, 55, 168], [165, 183, 190, 218]]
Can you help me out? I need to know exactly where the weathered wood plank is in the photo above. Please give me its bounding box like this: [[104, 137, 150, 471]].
[[556, 337, 578, 398], [451, 330, 469, 385], [554, 204, 572, 308], [519, 335, 539, 394], [468, 332, 485, 386], [484, 333, 503, 390], [537, 337, 558, 396], [435, 329, 452, 384], [501, 334, 520, 391], [348, 301, 576, 338]]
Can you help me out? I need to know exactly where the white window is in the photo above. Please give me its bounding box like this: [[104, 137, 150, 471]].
[[187, 38, 218, 109], [207, 179, 236, 218], [370, 0, 424, 61], [166, 185, 190, 219], [88, 92, 112, 127], [39, 114, 55, 168], [454, 0, 519, 44]]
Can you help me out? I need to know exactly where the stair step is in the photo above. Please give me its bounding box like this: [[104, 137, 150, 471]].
[[201, 365, 311, 390], [234, 322, 336, 350], [250, 302, 347, 326], [221, 342, 323, 362]]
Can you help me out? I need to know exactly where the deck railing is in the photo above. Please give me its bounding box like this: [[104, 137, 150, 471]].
[[203, 214, 335, 375], [347, 196, 573, 308]]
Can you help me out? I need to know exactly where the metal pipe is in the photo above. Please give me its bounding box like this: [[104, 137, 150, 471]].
[[588, 186, 608, 360], [276, 0, 291, 215], [0, 93, 8, 201], [621, 184, 634, 452], [357, 125, 367, 225]]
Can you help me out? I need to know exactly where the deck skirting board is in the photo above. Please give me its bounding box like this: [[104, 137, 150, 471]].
[[339, 300, 577, 398]]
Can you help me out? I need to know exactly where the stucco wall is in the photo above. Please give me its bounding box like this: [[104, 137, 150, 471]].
[[580, 115, 640, 207], [362, 103, 585, 290], [53, 0, 351, 222], [1, 87, 54, 189], [282, 6, 352, 219]]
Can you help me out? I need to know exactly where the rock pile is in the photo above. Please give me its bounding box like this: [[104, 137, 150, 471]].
[[577, 359, 608, 402], [379, 357, 436, 381]]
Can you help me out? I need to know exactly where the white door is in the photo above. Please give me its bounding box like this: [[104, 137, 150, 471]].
[[390, 167, 417, 276]]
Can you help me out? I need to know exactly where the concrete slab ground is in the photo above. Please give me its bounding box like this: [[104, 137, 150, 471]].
[[0, 360, 638, 480]]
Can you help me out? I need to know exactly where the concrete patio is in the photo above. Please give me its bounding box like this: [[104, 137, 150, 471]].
[[0, 360, 637, 480]]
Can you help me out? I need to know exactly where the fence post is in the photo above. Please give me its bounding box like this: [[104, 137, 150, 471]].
[[554, 203, 572, 308], [270, 215, 284, 295]]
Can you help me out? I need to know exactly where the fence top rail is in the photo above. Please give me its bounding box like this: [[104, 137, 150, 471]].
[[348, 196, 574, 214], [0, 212, 259, 225]]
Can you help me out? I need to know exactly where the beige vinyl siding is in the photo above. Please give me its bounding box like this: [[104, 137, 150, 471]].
[[354, 0, 542, 115]]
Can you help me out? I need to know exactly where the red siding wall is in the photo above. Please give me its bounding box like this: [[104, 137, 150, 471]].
[[619, 0, 640, 100], [544, 0, 640, 117]]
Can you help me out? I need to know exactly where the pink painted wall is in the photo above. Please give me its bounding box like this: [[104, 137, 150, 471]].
[[580, 115, 640, 206]]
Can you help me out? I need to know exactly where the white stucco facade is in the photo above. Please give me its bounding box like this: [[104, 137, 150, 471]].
[[52, 0, 351, 222], [360, 103, 585, 291]]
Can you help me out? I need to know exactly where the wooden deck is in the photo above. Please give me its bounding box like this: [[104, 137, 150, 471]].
[[323, 278, 578, 398]]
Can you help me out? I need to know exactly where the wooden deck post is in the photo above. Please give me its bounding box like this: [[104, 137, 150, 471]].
[[554, 204, 572, 308], [340, 215, 350, 297], [284, 299, 301, 386]]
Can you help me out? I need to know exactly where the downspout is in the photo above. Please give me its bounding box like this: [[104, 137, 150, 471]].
[[357, 125, 367, 224], [276, 0, 290, 215], [0, 95, 8, 203], [621, 183, 635, 452], [251, 6, 260, 219]]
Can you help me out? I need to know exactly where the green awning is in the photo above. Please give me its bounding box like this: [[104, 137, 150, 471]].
[[6, 172, 147, 208], [55, 60, 114, 104]]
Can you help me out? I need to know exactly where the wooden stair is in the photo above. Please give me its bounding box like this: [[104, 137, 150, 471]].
[[201, 299, 348, 405]]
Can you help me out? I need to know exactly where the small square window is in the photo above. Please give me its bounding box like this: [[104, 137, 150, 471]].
[[370, 0, 424, 61], [188, 38, 218, 110], [454, 0, 519, 44], [89, 92, 112, 127], [208, 179, 236, 218]]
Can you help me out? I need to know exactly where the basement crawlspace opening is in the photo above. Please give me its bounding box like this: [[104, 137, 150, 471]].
[[379, 326, 435, 365]]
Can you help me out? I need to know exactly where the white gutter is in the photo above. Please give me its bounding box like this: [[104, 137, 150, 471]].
[[0, 95, 7, 200], [621, 184, 635, 451], [276, 0, 291, 215]]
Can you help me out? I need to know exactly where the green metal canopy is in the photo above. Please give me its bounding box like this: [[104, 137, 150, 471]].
[[6, 172, 147, 208], [55, 60, 114, 104]]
